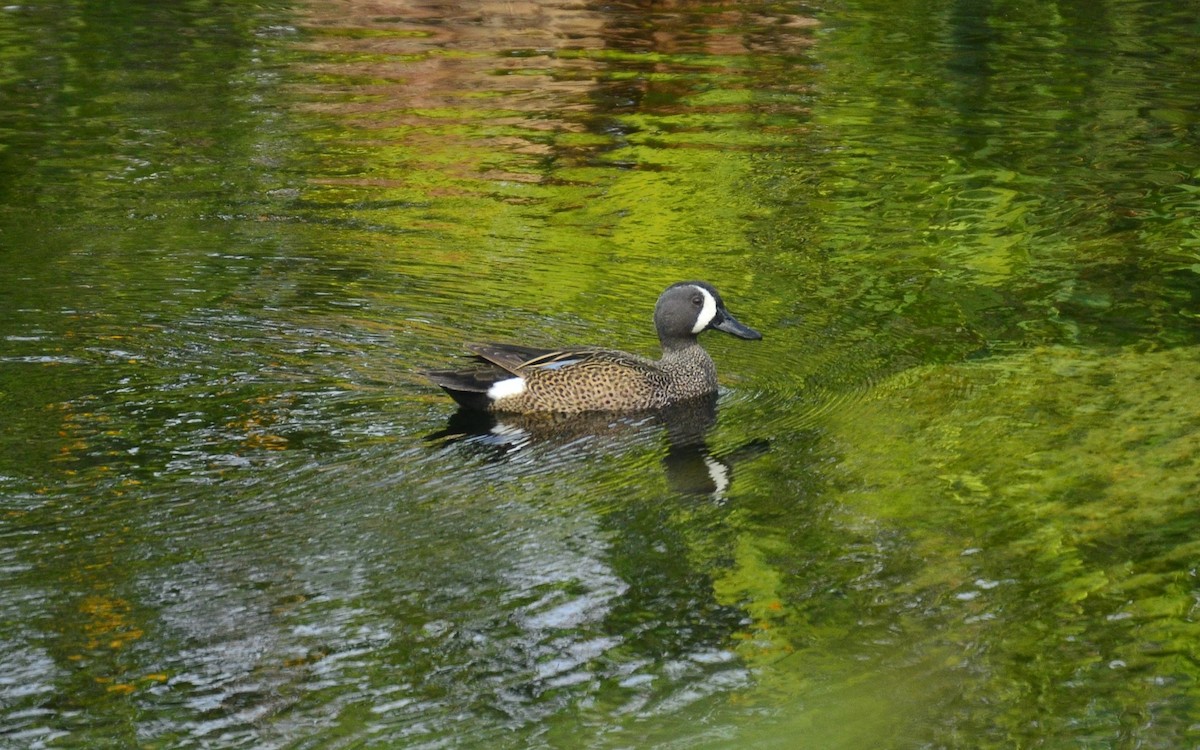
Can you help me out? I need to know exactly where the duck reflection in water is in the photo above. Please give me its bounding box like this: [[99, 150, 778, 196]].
[[427, 394, 767, 500]]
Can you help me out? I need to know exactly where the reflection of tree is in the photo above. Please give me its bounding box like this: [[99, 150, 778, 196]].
[[817, 344, 1200, 747], [0, 1, 320, 741], [293, 0, 818, 310], [296, 0, 608, 184], [0, 1, 292, 215], [793, 0, 1200, 355], [0, 0, 308, 473]]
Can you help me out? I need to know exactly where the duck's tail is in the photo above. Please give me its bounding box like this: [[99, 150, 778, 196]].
[[423, 368, 502, 411]]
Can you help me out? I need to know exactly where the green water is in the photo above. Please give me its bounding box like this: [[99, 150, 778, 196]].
[[1, 0, 1198, 747]]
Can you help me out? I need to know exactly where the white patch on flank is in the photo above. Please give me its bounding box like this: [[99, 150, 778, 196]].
[[487, 376, 527, 401], [690, 286, 717, 334]]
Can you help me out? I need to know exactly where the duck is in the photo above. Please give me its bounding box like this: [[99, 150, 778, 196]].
[[423, 281, 761, 413]]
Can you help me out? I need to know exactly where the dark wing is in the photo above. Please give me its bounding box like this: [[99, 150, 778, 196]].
[[518, 347, 609, 370], [466, 343, 609, 374], [465, 342, 555, 373], [423, 362, 509, 393], [423, 361, 511, 410]]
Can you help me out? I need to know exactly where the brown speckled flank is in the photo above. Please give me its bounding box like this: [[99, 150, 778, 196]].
[[424, 281, 762, 414], [487, 347, 715, 413]]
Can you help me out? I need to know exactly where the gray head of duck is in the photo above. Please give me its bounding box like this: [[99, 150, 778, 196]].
[[654, 281, 762, 352]]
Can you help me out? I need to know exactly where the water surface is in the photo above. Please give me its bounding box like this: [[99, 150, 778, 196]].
[[1, 0, 1198, 747]]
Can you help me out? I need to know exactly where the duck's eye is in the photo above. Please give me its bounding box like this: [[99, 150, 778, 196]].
[[691, 295, 703, 306]]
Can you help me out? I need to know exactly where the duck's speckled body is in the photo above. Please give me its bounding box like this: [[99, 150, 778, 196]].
[[424, 281, 761, 414]]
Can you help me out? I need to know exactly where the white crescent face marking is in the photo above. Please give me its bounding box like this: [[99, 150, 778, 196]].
[[487, 376, 527, 401], [690, 286, 717, 334]]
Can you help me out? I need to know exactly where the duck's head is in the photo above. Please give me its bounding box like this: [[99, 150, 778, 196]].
[[654, 281, 762, 350]]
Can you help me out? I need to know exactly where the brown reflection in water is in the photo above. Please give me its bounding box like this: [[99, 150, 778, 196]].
[[294, 0, 608, 174], [293, 0, 817, 187]]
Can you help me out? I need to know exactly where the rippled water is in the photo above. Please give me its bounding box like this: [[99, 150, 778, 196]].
[[1, 0, 1198, 747]]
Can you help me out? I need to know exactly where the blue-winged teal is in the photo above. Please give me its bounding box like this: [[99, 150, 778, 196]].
[[424, 281, 761, 413]]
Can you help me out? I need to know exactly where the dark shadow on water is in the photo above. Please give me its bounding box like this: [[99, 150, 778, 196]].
[[427, 394, 769, 499]]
